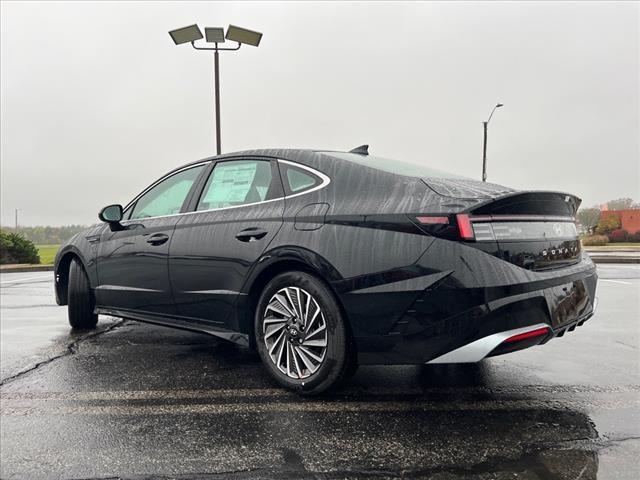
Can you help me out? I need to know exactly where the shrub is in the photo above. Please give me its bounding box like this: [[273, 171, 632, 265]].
[[596, 215, 621, 235], [0, 230, 40, 264], [627, 231, 640, 243], [582, 235, 609, 246], [608, 229, 629, 243]]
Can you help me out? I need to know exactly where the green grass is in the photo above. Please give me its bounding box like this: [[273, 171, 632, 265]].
[[36, 245, 60, 265]]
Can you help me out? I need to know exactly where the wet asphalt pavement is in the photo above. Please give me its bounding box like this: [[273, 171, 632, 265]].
[[0, 266, 638, 479]]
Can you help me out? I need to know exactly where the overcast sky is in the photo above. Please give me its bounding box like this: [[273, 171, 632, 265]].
[[1, 1, 638, 226]]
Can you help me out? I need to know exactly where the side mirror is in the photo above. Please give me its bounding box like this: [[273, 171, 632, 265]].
[[98, 204, 124, 227]]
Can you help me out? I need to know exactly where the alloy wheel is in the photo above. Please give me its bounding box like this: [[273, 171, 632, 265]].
[[262, 286, 328, 379]]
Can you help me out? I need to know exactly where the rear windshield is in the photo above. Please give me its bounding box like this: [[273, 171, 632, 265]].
[[327, 152, 467, 179]]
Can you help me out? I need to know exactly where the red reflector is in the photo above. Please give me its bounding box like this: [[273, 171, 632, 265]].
[[456, 214, 474, 240], [504, 327, 550, 343], [416, 216, 449, 225]]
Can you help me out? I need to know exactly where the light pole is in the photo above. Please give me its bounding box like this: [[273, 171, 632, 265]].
[[169, 24, 263, 155], [482, 103, 503, 182]]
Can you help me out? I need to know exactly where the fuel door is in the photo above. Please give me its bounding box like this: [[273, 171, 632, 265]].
[[294, 203, 330, 231]]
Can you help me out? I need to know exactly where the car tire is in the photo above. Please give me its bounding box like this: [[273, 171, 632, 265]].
[[68, 258, 98, 330], [255, 271, 351, 395]]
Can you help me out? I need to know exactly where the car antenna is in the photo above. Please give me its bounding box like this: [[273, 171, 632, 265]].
[[348, 144, 369, 155]]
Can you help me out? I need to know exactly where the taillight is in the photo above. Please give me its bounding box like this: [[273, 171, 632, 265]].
[[416, 216, 449, 225], [413, 214, 477, 241], [456, 214, 475, 240]]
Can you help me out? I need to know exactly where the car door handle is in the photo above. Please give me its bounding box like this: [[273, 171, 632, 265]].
[[146, 233, 169, 246], [235, 228, 268, 242]]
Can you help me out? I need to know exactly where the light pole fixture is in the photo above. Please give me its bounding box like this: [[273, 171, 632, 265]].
[[482, 103, 503, 182], [168, 24, 263, 155]]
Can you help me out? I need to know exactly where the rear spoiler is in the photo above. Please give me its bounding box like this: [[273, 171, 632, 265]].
[[419, 177, 581, 217], [466, 191, 582, 217]]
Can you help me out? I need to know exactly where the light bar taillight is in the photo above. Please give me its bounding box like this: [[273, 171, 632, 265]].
[[414, 214, 576, 243], [456, 214, 475, 240], [416, 216, 449, 225], [503, 326, 551, 343]]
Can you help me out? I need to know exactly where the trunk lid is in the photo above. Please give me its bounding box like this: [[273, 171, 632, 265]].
[[421, 178, 583, 271], [423, 177, 516, 200]]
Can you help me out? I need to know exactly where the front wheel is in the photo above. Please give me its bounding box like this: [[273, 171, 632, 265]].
[[254, 271, 352, 395], [67, 258, 98, 330]]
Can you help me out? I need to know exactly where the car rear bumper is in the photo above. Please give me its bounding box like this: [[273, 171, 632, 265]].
[[338, 240, 598, 365], [427, 302, 597, 364]]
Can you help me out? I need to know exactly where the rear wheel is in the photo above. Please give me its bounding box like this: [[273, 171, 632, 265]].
[[68, 258, 98, 330], [255, 271, 352, 395]]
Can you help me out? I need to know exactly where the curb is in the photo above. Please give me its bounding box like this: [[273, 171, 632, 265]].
[[590, 256, 640, 264], [0, 265, 54, 273], [584, 249, 640, 253]]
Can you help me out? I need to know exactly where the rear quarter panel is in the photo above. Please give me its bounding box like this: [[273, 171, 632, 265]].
[[266, 150, 436, 279], [237, 151, 437, 347]]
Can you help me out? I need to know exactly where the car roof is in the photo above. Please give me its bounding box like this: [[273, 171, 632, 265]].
[[171, 148, 350, 173], [171, 147, 464, 181]]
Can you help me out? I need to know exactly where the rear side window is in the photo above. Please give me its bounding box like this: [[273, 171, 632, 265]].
[[287, 168, 317, 192], [279, 162, 324, 195], [197, 159, 280, 211]]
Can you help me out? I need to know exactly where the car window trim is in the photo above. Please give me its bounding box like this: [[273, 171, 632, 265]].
[[183, 161, 216, 213], [278, 159, 331, 198], [120, 157, 330, 222]]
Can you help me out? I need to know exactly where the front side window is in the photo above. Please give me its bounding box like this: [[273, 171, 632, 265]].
[[129, 165, 205, 220], [197, 160, 279, 211]]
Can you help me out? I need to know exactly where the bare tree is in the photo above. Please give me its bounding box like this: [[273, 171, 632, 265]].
[[576, 207, 601, 234], [606, 198, 636, 210]]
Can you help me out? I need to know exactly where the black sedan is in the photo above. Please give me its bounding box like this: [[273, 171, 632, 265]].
[[54, 146, 598, 394]]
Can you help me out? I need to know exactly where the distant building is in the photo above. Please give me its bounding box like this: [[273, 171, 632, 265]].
[[600, 209, 640, 233]]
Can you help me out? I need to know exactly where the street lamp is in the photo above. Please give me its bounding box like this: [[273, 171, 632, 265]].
[[168, 24, 263, 155], [481, 103, 503, 182]]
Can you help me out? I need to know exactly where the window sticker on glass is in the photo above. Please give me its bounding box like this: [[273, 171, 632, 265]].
[[197, 160, 276, 211], [202, 162, 257, 207]]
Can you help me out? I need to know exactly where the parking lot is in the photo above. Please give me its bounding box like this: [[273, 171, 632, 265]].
[[1, 265, 638, 479]]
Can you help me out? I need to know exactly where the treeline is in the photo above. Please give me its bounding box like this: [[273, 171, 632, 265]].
[[1, 225, 90, 245], [577, 197, 639, 234]]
